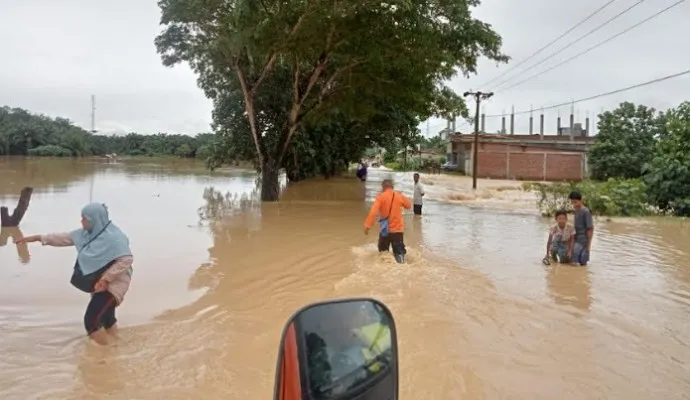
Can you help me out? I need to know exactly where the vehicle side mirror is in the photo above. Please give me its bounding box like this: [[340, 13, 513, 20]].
[[273, 298, 398, 400]]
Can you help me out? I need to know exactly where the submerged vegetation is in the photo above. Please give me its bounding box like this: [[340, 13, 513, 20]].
[[522, 179, 653, 217]]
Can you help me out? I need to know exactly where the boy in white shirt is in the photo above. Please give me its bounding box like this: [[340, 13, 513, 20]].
[[412, 173, 424, 215], [543, 209, 575, 265]]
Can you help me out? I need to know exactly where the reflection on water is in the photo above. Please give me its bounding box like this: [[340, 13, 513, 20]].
[[0, 227, 30, 264], [0, 158, 689, 399], [546, 265, 592, 312]]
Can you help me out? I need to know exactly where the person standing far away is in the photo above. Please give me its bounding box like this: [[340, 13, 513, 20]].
[[412, 173, 425, 215], [364, 179, 412, 263], [356, 161, 368, 182], [569, 191, 594, 266], [15, 203, 134, 345]]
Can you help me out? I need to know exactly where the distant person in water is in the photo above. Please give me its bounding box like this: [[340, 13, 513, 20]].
[[364, 179, 412, 263], [356, 162, 368, 182], [412, 173, 425, 215], [543, 209, 575, 265], [16, 203, 133, 345], [569, 191, 594, 266]]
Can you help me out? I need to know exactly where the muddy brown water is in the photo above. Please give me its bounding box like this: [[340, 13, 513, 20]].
[[0, 157, 689, 399]]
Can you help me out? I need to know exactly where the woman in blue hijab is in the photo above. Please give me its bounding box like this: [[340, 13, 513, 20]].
[[17, 203, 134, 345]]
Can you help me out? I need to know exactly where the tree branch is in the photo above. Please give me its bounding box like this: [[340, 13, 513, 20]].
[[318, 60, 364, 102], [293, 55, 300, 108], [235, 64, 265, 166], [251, 8, 312, 94], [251, 53, 278, 95], [290, 23, 338, 109], [298, 60, 326, 108], [294, 59, 365, 126], [272, 22, 351, 167]]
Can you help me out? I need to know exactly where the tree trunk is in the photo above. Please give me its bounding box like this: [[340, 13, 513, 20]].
[[0, 187, 33, 227], [260, 162, 281, 202]]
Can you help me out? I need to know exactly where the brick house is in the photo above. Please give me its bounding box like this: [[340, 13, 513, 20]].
[[446, 133, 595, 181]]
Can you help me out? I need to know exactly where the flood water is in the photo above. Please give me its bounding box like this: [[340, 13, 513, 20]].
[[1, 157, 689, 399]]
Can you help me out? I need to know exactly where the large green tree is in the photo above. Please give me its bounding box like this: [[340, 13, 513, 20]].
[[644, 101, 690, 216], [588, 102, 665, 180], [155, 0, 507, 201]]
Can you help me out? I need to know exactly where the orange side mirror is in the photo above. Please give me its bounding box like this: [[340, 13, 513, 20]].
[[278, 322, 302, 400]]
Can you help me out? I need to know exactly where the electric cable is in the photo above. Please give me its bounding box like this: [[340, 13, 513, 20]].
[[478, 0, 620, 89], [489, 0, 650, 91], [497, 0, 687, 92], [484, 68, 690, 117]]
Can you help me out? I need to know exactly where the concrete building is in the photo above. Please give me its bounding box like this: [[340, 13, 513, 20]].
[[446, 133, 595, 181], [558, 122, 587, 137]]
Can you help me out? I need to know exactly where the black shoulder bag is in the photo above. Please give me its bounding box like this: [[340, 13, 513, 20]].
[[70, 221, 116, 293]]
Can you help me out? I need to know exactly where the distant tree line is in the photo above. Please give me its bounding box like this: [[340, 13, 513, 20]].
[[0, 106, 215, 159]]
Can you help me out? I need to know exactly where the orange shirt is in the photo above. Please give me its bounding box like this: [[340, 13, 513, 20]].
[[364, 189, 413, 233]]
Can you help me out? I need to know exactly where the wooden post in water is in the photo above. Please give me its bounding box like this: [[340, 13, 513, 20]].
[[0, 187, 34, 227]]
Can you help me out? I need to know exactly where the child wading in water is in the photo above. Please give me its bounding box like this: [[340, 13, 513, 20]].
[[543, 210, 575, 265], [17, 203, 133, 345]]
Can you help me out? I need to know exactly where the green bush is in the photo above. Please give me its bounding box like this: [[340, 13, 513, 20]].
[[384, 158, 422, 171], [403, 158, 421, 171], [522, 178, 653, 217], [26, 145, 73, 157]]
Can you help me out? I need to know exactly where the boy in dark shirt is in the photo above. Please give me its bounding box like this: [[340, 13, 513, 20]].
[[568, 191, 594, 266]]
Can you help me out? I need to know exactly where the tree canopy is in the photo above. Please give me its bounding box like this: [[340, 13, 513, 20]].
[[155, 0, 507, 200], [643, 101, 690, 216], [582, 101, 690, 217], [588, 102, 665, 180]]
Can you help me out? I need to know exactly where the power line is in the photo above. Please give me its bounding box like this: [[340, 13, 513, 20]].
[[490, 0, 649, 91], [478, 0, 620, 89], [484, 68, 690, 117], [497, 0, 687, 92]]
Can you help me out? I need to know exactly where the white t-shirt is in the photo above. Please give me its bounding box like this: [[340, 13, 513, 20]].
[[413, 182, 425, 205]]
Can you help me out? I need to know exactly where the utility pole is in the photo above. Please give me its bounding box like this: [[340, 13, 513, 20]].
[[90, 94, 96, 133], [463, 90, 494, 190], [89, 94, 96, 202]]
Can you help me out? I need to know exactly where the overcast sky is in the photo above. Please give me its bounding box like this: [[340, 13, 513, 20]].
[[1, 0, 689, 136]]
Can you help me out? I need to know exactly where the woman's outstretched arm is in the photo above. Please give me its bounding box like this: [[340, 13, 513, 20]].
[[17, 232, 76, 247], [41, 233, 74, 247], [16, 233, 71, 246]]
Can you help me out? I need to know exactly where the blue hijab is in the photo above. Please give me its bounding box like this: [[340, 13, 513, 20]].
[[69, 203, 132, 275]]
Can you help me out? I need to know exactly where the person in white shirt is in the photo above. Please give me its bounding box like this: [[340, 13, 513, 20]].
[[412, 173, 424, 215]]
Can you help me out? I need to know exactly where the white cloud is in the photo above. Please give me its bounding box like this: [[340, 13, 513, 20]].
[[1, 0, 688, 137]]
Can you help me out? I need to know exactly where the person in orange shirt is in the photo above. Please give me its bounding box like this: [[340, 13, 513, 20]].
[[364, 179, 412, 263]]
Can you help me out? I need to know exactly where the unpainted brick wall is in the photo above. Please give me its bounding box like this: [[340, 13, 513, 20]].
[[476, 143, 583, 181]]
